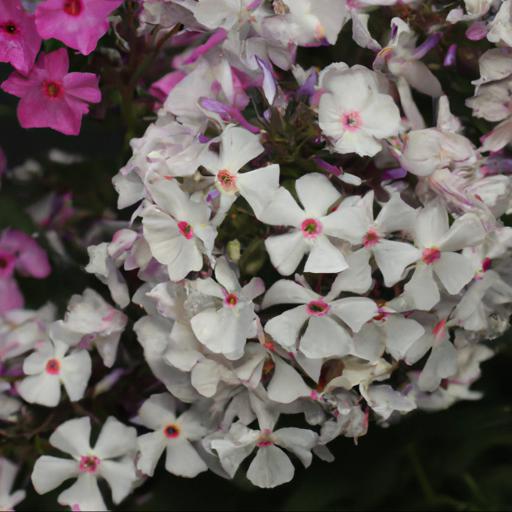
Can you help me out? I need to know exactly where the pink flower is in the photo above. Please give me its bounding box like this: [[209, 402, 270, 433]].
[[35, 0, 124, 55], [1, 48, 101, 135], [0, 0, 41, 74], [0, 229, 51, 314]]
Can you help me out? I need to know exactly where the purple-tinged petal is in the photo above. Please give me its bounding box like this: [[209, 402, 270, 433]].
[[182, 28, 227, 66], [466, 21, 487, 41], [412, 33, 442, 60], [256, 57, 277, 105], [444, 44, 457, 67]]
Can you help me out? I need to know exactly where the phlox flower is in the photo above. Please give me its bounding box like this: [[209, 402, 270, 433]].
[[35, 0, 124, 55], [190, 257, 265, 360], [142, 174, 217, 282], [318, 63, 401, 156], [52, 288, 127, 368], [32, 417, 137, 512], [0, 0, 41, 74], [135, 393, 208, 478], [262, 278, 377, 359], [403, 202, 486, 311], [0, 458, 25, 511], [1, 48, 101, 136], [257, 173, 348, 275], [329, 191, 420, 287], [0, 229, 50, 314], [210, 416, 318, 489], [17, 335, 91, 408], [201, 125, 280, 222]]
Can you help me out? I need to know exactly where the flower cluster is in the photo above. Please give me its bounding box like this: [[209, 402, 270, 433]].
[[2, 0, 512, 510]]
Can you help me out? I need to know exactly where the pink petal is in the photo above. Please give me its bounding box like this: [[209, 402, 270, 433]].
[[63, 72, 101, 103], [0, 277, 24, 313]]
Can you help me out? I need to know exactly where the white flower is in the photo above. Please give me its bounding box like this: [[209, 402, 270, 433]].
[[262, 278, 377, 359], [135, 393, 208, 478], [53, 289, 128, 368], [190, 258, 265, 360], [403, 202, 486, 310], [0, 458, 25, 511], [17, 336, 91, 408], [360, 384, 416, 421], [210, 419, 317, 489], [32, 417, 137, 512], [201, 125, 280, 221], [257, 173, 349, 275], [329, 190, 420, 286], [142, 174, 217, 282], [318, 63, 401, 156], [262, 0, 348, 46], [487, 0, 512, 47]]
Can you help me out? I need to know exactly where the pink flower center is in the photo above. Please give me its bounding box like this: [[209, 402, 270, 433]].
[[163, 423, 180, 439], [0, 251, 15, 278], [43, 81, 63, 99], [301, 218, 323, 239], [481, 257, 492, 272], [217, 170, 238, 193], [306, 299, 330, 317], [363, 228, 380, 248], [45, 358, 61, 375], [63, 0, 83, 16], [341, 111, 362, 132], [257, 429, 273, 447], [177, 221, 194, 240], [422, 247, 441, 265], [79, 455, 100, 474], [2, 21, 18, 35], [373, 307, 389, 322], [224, 293, 239, 308]]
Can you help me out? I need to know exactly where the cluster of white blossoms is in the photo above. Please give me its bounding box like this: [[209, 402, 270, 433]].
[[2, 0, 512, 510]]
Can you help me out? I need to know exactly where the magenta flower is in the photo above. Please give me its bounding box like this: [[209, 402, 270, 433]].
[[35, 0, 124, 55], [0, 229, 51, 314], [0, 0, 41, 74], [1, 48, 101, 136]]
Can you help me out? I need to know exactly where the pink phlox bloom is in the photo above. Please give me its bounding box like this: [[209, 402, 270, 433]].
[[35, 0, 124, 55], [1, 48, 101, 135], [0, 0, 41, 74]]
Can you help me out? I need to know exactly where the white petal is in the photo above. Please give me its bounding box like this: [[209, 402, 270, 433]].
[[273, 427, 317, 468], [328, 249, 372, 296], [210, 438, 255, 479], [295, 173, 341, 217], [98, 458, 136, 504], [257, 187, 305, 227], [246, 445, 294, 489], [94, 417, 137, 459], [403, 265, 440, 311], [214, 257, 240, 293], [418, 341, 458, 392], [238, 164, 280, 216], [267, 357, 310, 403], [373, 239, 421, 287], [438, 213, 486, 252], [218, 125, 264, 173], [61, 350, 92, 402], [165, 440, 208, 477], [382, 316, 425, 360], [414, 202, 449, 248], [58, 473, 107, 512], [190, 359, 225, 397], [329, 297, 378, 332], [262, 280, 318, 309], [304, 235, 348, 274], [31, 456, 78, 494], [264, 306, 309, 349], [18, 373, 61, 407], [360, 93, 401, 138], [136, 432, 166, 477], [322, 205, 368, 244], [136, 393, 176, 431], [375, 193, 417, 234], [265, 231, 308, 276], [49, 417, 92, 457], [300, 315, 352, 358], [145, 174, 190, 219], [434, 252, 474, 295]]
